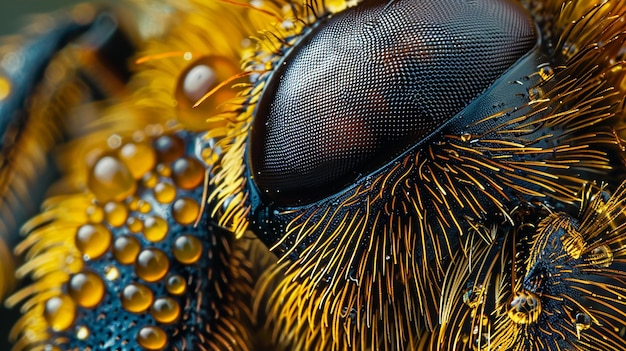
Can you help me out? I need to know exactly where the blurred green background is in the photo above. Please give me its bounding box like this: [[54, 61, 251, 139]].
[[0, 0, 86, 36]]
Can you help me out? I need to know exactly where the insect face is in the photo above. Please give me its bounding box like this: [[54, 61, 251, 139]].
[[249, 0, 537, 206]]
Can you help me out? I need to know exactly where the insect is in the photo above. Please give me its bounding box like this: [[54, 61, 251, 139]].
[[1, 0, 626, 350]]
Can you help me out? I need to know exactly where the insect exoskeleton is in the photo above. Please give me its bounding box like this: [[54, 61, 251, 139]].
[[209, 0, 626, 349]]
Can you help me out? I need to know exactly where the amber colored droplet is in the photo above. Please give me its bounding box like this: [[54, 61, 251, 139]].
[[68, 271, 105, 308], [135, 249, 170, 282], [172, 157, 205, 190], [173, 235, 203, 264], [0, 76, 12, 101], [172, 198, 200, 225], [44, 295, 76, 331], [75, 325, 90, 340], [86, 205, 104, 223], [575, 312, 592, 336], [154, 135, 185, 163], [43, 345, 61, 351], [88, 156, 137, 202], [127, 216, 144, 233], [121, 283, 154, 313], [538, 65, 554, 81], [104, 202, 128, 227], [156, 164, 172, 177], [561, 228, 585, 259], [507, 290, 542, 325], [143, 216, 169, 242], [137, 200, 152, 214], [174, 56, 240, 131], [104, 265, 120, 281], [75, 224, 112, 260], [113, 236, 141, 265], [587, 245, 614, 268], [151, 297, 181, 324], [181, 64, 216, 102], [137, 326, 168, 350], [462, 284, 484, 309], [153, 182, 176, 204], [118, 142, 157, 179], [142, 172, 158, 188], [166, 275, 187, 295]]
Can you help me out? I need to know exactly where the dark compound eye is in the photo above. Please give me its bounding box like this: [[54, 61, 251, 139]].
[[249, 0, 537, 206]]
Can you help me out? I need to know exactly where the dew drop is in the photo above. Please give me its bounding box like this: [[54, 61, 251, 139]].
[[153, 182, 176, 204], [88, 156, 136, 202], [44, 295, 76, 331], [172, 157, 205, 190], [172, 198, 200, 225], [137, 326, 168, 350], [154, 135, 185, 163], [575, 312, 592, 339], [104, 202, 128, 227], [182, 64, 216, 102], [118, 142, 157, 179], [68, 271, 105, 308], [121, 283, 154, 313], [75, 224, 112, 260], [587, 245, 613, 267], [75, 325, 90, 340], [166, 275, 187, 296], [150, 297, 181, 324], [172, 235, 203, 264], [135, 248, 170, 282], [113, 235, 141, 265], [143, 216, 169, 242], [507, 290, 542, 325]]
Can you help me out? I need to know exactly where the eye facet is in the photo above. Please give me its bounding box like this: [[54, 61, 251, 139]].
[[249, 0, 537, 205]]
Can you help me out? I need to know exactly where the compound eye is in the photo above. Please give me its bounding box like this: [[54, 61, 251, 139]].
[[250, 0, 537, 206]]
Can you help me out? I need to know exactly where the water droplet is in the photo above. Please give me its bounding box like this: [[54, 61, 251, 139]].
[[151, 297, 181, 324], [86, 204, 104, 223], [127, 216, 144, 233], [586, 245, 613, 267], [172, 198, 200, 225], [460, 133, 472, 143], [507, 290, 542, 325], [528, 86, 544, 100], [172, 235, 203, 264], [154, 135, 185, 163], [75, 325, 90, 340], [172, 157, 205, 190], [166, 275, 187, 296], [75, 224, 112, 260], [104, 265, 120, 281], [68, 271, 105, 308], [121, 283, 154, 313], [136, 326, 168, 350], [575, 312, 592, 339], [143, 216, 169, 242], [538, 65, 554, 81], [104, 202, 128, 227], [153, 182, 176, 204], [113, 235, 141, 265], [88, 156, 136, 202], [463, 285, 484, 309], [44, 295, 76, 331], [135, 248, 170, 282], [182, 64, 216, 102], [561, 227, 585, 259], [118, 142, 157, 179]]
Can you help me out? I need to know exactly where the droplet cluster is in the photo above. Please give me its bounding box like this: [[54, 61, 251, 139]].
[[41, 132, 229, 350]]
